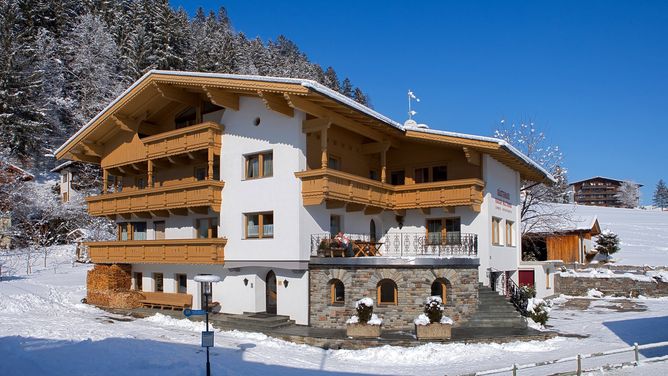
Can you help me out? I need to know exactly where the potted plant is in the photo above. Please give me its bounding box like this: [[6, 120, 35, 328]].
[[414, 296, 453, 340], [346, 298, 382, 338]]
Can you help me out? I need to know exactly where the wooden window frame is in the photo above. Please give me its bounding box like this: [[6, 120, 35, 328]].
[[425, 217, 461, 244], [505, 220, 514, 247], [377, 279, 398, 306], [153, 272, 164, 293], [195, 217, 218, 239], [175, 273, 188, 294], [244, 212, 274, 239], [329, 279, 345, 306], [244, 151, 273, 180], [414, 167, 429, 184], [327, 154, 342, 170], [492, 217, 501, 246]]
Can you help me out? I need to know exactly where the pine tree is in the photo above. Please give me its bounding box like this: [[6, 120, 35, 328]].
[[323, 67, 340, 91], [341, 78, 354, 97], [594, 230, 620, 256], [653, 179, 668, 210]]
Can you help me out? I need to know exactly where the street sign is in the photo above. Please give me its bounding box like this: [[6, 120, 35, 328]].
[[183, 309, 207, 317], [201, 331, 214, 348]]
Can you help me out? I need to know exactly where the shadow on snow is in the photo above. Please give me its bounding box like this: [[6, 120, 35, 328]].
[[0, 335, 365, 376], [603, 316, 668, 358]]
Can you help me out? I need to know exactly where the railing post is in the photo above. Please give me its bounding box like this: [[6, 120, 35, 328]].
[[512, 363, 517, 376], [576, 354, 582, 376], [634, 342, 639, 364]]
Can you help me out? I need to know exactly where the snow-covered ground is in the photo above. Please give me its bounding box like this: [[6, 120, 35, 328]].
[[560, 204, 668, 266], [1, 247, 667, 375]]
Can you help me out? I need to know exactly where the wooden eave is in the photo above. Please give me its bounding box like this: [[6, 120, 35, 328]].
[[404, 129, 549, 183], [55, 72, 403, 163]]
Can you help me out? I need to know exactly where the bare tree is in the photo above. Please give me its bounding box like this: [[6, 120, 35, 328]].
[[493, 120, 573, 238]]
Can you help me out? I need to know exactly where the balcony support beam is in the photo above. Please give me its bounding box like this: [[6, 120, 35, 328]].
[[147, 160, 153, 187], [154, 82, 200, 108], [463, 147, 481, 166], [207, 147, 214, 180], [302, 118, 331, 133], [102, 169, 108, 195], [150, 210, 169, 217], [203, 87, 239, 111], [320, 127, 328, 169], [345, 203, 365, 213], [258, 91, 294, 117], [325, 200, 345, 209], [169, 208, 188, 216], [364, 206, 383, 215]]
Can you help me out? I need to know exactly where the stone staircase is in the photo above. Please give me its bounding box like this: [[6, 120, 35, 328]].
[[463, 284, 527, 328], [208, 312, 295, 332]]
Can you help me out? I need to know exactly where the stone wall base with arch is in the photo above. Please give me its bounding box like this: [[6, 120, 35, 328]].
[[308, 262, 479, 330]]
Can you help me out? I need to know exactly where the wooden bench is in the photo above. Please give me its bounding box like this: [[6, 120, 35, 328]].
[[139, 292, 193, 310]]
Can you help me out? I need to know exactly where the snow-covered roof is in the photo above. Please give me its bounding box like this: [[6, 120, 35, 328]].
[[525, 203, 601, 234], [54, 70, 553, 182], [405, 125, 555, 183], [0, 161, 34, 180], [51, 160, 76, 173]]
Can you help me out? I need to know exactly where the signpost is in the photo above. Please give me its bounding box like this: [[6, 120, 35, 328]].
[[192, 274, 221, 376]]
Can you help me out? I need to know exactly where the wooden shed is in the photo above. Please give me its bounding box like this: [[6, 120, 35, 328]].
[[523, 215, 601, 264]]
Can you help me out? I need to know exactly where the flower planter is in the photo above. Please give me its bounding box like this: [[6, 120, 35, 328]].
[[415, 323, 452, 340], [346, 323, 382, 338]]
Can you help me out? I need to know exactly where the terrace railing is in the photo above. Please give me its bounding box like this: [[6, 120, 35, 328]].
[[311, 232, 477, 257]]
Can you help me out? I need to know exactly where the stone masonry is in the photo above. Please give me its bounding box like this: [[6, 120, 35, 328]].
[[309, 265, 479, 330], [556, 274, 668, 297]]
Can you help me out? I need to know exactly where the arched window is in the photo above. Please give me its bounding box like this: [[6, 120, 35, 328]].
[[329, 279, 345, 305], [431, 279, 448, 303], [377, 279, 398, 305]]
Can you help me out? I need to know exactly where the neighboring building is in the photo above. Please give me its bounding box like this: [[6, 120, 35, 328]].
[[54, 71, 553, 328], [570, 176, 642, 208], [52, 161, 76, 203], [0, 162, 34, 249], [521, 211, 601, 298], [51, 160, 100, 203]]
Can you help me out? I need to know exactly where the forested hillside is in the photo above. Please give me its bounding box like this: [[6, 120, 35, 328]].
[[0, 0, 370, 173]]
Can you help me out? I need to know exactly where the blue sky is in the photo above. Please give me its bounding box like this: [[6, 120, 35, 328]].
[[172, 1, 667, 203]]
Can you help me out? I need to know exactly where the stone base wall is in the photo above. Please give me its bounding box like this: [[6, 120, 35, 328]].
[[309, 266, 478, 330], [87, 264, 142, 308], [556, 275, 668, 297]]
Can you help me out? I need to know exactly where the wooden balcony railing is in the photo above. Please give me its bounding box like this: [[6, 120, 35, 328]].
[[295, 168, 484, 211], [86, 180, 225, 216], [85, 238, 227, 264], [142, 122, 222, 160]]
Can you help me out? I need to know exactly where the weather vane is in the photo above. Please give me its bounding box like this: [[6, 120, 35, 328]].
[[407, 90, 420, 120]]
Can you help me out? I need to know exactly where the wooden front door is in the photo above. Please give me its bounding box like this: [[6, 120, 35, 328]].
[[266, 270, 277, 314], [518, 270, 535, 288]]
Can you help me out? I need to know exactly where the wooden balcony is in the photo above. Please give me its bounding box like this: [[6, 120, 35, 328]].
[[86, 180, 225, 216], [142, 122, 222, 160], [295, 168, 484, 211], [85, 238, 227, 264]]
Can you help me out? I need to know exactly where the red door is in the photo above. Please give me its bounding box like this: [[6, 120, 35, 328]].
[[518, 270, 535, 288]]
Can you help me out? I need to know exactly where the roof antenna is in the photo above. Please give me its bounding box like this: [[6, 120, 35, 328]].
[[404, 90, 429, 129]]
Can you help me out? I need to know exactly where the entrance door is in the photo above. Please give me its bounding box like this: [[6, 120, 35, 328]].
[[518, 270, 535, 288], [266, 270, 277, 314]]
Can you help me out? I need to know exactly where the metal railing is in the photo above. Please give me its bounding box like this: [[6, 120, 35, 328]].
[[463, 341, 668, 376], [310, 232, 477, 257]]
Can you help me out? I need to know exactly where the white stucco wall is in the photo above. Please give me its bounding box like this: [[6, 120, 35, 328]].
[[519, 262, 557, 298]]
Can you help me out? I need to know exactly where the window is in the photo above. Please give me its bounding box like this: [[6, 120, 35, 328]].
[[432, 165, 447, 182], [245, 212, 273, 239], [175, 107, 197, 129], [377, 279, 398, 305], [154, 273, 164, 292], [245, 151, 273, 179], [330, 215, 342, 236], [327, 155, 341, 170], [426, 218, 461, 244], [176, 274, 187, 294], [118, 223, 129, 241], [62, 192, 69, 203], [195, 166, 207, 181], [154, 221, 165, 240], [196, 217, 218, 239], [133, 222, 147, 241], [505, 220, 514, 246], [330, 279, 345, 305], [414, 167, 429, 184], [62, 172, 68, 183], [135, 176, 146, 189], [431, 279, 447, 303], [390, 170, 405, 185], [134, 272, 143, 291], [492, 217, 501, 245]]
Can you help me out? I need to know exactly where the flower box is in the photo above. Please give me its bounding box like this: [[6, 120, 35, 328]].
[[415, 322, 452, 340], [346, 323, 382, 338]]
